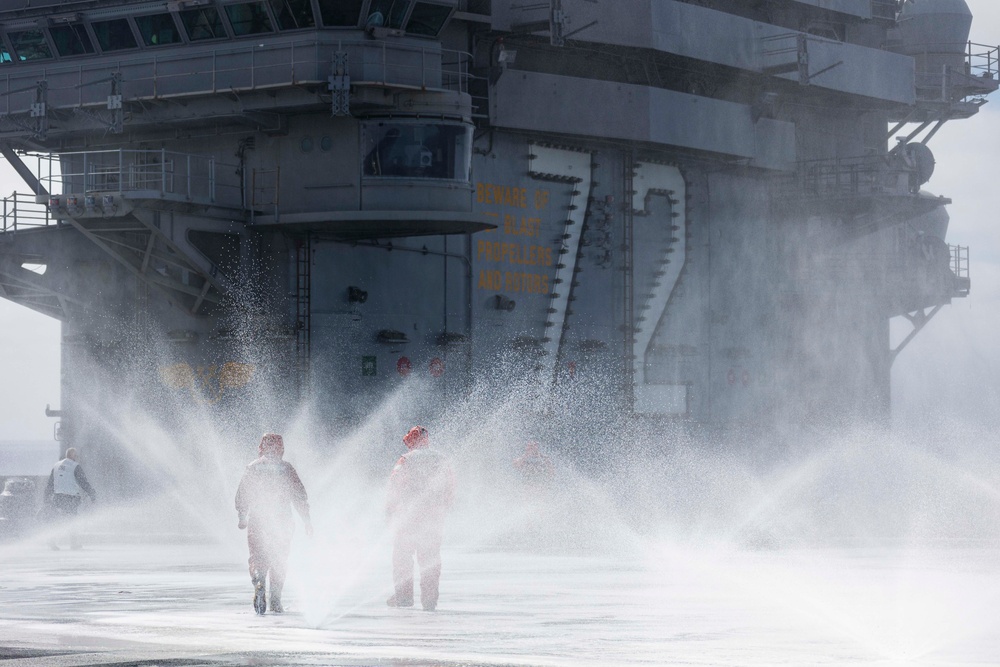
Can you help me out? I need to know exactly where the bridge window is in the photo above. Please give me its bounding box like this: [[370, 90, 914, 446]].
[[316, 0, 364, 27], [9, 30, 52, 61], [368, 0, 411, 29], [406, 2, 452, 37], [269, 0, 316, 30], [50, 23, 96, 57], [92, 19, 139, 52], [135, 13, 182, 47], [180, 7, 227, 41], [362, 121, 471, 181], [225, 2, 275, 36]]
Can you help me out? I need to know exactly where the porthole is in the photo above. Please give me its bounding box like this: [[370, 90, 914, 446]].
[[300, 137, 314, 152], [320, 136, 333, 152]]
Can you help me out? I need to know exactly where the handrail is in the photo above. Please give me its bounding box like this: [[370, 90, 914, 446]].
[[0, 192, 52, 233], [0, 148, 245, 232], [871, 0, 897, 21], [26, 149, 241, 207], [0, 36, 472, 116], [950, 244, 969, 281], [779, 154, 910, 199]]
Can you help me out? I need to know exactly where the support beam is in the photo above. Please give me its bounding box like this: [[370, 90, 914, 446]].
[[61, 217, 197, 315], [0, 262, 85, 320], [130, 210, 230, 295], [890, 304, 944, 365], [0, 143, 47, 196]]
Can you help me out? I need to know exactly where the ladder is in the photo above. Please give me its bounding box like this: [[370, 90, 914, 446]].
[[295, 235, 311, 399]]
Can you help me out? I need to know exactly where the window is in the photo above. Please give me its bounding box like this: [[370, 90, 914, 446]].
[[93, 19, 139, 52], [269, 0, 316, 30], [406, 2, 452, 37], [316, 0, 365, 27], [362, 122, 471, 181], [50, 24, 96, 56], [9, 30, 52, 61], [0, 41, 13, 63], [180, 7, 227, 41], [225, 2, 275, 36], [367, 0, 411, 29], [135, 14, 182, 47]]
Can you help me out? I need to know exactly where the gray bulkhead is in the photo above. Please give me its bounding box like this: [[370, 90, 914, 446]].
[[0, 0, 990, 480]]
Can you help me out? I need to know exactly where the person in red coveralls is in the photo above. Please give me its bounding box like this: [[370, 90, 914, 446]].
[[513, 440, 555, 489], [235, 433, 313, 615], [386, 425, 455, 611]]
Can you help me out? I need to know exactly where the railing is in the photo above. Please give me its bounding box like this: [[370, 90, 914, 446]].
[[30, 149, 242, 209], [0, 192, 52, 233], [950, 244, 969, 281], [0, 36, 473, 117], [0, 149, 244, 231], [779, 155, 910, 201], [871, 0, 897, 21], [759, 32, 808, 78], [911, 42, 999, 104], [967, 42, 999, 80]]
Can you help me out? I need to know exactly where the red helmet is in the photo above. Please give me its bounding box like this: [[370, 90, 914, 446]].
[[259, 433, 285, 458], [402, 425, 429, 450]]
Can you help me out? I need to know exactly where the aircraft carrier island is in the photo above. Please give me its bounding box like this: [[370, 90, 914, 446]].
[[0, 0, 995, 485]]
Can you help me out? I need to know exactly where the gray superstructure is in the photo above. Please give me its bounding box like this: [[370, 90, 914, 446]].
[[0, 0, 994, 485]]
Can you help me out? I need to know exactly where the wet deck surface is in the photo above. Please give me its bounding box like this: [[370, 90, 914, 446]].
[[1, 539, 1000, 666]]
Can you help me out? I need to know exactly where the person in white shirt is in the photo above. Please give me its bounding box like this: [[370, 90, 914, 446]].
[[43, 447, 97, 550]]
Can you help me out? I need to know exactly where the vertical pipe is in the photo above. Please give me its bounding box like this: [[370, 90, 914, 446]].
[[209, 159, 216, 203]]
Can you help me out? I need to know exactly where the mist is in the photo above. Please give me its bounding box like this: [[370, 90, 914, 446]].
[[2, 0, 1000, 665]]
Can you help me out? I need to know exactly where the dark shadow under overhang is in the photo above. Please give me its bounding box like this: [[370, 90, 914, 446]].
[[250, 210, 496, 239], [775, 191, 951, 241]]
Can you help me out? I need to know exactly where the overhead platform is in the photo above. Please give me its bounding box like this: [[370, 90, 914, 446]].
[[788, 0, 884, 19], [493, 70, 796, 171], [496, 0, 916, 105]]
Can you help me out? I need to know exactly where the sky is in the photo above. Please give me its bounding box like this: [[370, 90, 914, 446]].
[[889, 1, 1000, 428], [0, 2, 999, 442]]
